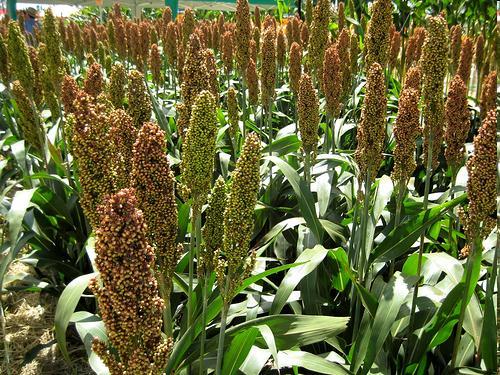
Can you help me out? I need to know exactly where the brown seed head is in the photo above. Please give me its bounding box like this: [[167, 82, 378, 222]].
[[127, 70, 152, 128], [323, 42, 342, 117], [456, 36, 473, 86], [298, 74, 320, 156], [289, 42, 303, 96], [277, 27, 287, 68], [480, 71, 497, 116], [84, 62, 104, 98], [235, 0, 252, 72], [246, 58, 259, 107], [260, 26, 276, 111], [364, 0, 393, 69]]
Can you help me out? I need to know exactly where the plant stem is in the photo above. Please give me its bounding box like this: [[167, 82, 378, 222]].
[[267, 107, 273, 189], [389, 184, 406, 276], [330, 116, 336, 153], [358, 169, 371, 284], [408, 134, 434, 338], [241, 79, 247, 139], [158, 273, 173, 337], [215, 282, 230, 375], [449, 238, 479, 371], [304, 152, 311, 184], [198, 277, 209, 375], [447, 170, 458, 257]]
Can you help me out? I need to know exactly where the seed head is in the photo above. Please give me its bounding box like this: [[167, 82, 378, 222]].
[[61, 74, 79, 114], [289, 42, 303, 96], [301, 22, 309, 49], [323, 43, 342, 117], [41, 8, 64, 95], [28, 46, 43, 109], [0, 33, 10, 84], [449, 25, 462, 72], [127, 70, 152, 128], [338, 2, 345, 32], [165, 21, 177, 68], [364, 0, 393, 69], [305, 0, 313, 25], [389, 29, 401, 70], [183, 8, 196, 46], [444, 75, 470, 171], [8, 21, 35, 98], [149, 43, 163, 86], [12, 81, 43, 151], [180, 91, 218, 214], [72, 93, 114, 228], [421, 15, 448, 169], [254, 6, 261, 30], [355, 63, 387, 185], [298, 74, 319, 157], [84, 62, 104, 98], [308, 0, 331, 76], [204, 49, 219, 100], [456, 36, 473, 86], [235, 0, 252, 72], [260, 26, 276, 111], [114, 20, 127, 60], [108, 62, 127, 109], [338, 28, 352, 101], [480, 71, 496, 116], [109, 109, 137, 190], [219, 133, 261, 302], [391, 88, 421, 188], [131, 122, 178, 276], [222, 31, 234, 74], [163, 7, 172, 26], [246, 58, 259, 107], [200, 176, 227, 276], [402, 65, 422, 96], [91, 188, 172, 372], [277, 27, 286, 68], [460, 109, 496, 240]]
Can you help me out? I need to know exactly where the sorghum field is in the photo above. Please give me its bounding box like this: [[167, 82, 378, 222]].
[[0, 0, 497, 374]]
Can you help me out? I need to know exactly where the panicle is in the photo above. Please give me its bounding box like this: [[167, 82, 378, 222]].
[[421, 15, 448, 169], [391, 87, 421, 188], [108, 109, 137, 190], [460, 109, 496, 240], [180, 91, 218, 214], [246, 58, 259, 107], [444, 75, 470, 170], [183, 8, 196, 46], [260, 26, 276, 111], [71, 92, 114, 228], [364, 0, 393, 69], [0, 33, 10, 84], [200, 176, 227, 276], [402, 65, 422, 96], [322, 42, 342, 117], [219, 133, 261, 302], [300, 22, 309, 49], [84, 62, 104, 99], [254, 6, 261, 30], [235, 0, 252, 72], [108, 62, 127, 108], [61, 74, 79, 114], [114, 19, 127, 60], [355, 63, 387, 185], [480, 71, 497, 116], [298, 74, 320, 157], [474, 34, 484, 70], [449, 25, 462, 73], [28, 46, 43, 108], [337, 2, 345, 32], [305, 0, 313, 25], [289, 42, 303, 96], [308, 0, 331, 76], [41, 8, 64, 94], [8, 21, 35, 98], [90, 188, 172, 374], [338, 28, 351, 101], [222, 31, 234, 74], [12, 81, 43, 151], [127, 70, 152, 128], [204, 49, 219, 99], [107, 20, 115, 52], [163, 7, 173, 26], [456, 36, 473, 86], [389, 29, 401, 70], [276, 27, 286, 69], [165, 22, 177, 68], [149, 43, 163, 86], [131, 122, 178, 276]]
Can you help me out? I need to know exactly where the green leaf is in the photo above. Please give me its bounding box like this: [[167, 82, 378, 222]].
[[277, 350, 351, 374], [359, 273, 417, 374], [54, 272, 97, 361], [262, 134, 301, 156], [7, 188, 36, 244], [265, 155, 323, 243], [255, 325, 279, 369], [369, 194, 467, 265], [328, 247, 351, 292], [221, 327, 259, 375], [271, 245, 330, 314]]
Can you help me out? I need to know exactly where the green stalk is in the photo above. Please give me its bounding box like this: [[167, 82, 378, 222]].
[[158, 273, 173, 337], [0, 225, 10, 375], [267, 107, 273, 188], [389, 184, 406, 277], [449, 237, 479, 370], [408, 134, 434, 336], [198, 277, 209, 375], [447, 169, 458, 257], [304, 152, 311, 184], [215, 276, 231, 375], [241, 79, 247, 139], [187, 212, 196, 328]]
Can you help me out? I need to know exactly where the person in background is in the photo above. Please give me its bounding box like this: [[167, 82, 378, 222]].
[[24, 7, 39, 35]]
